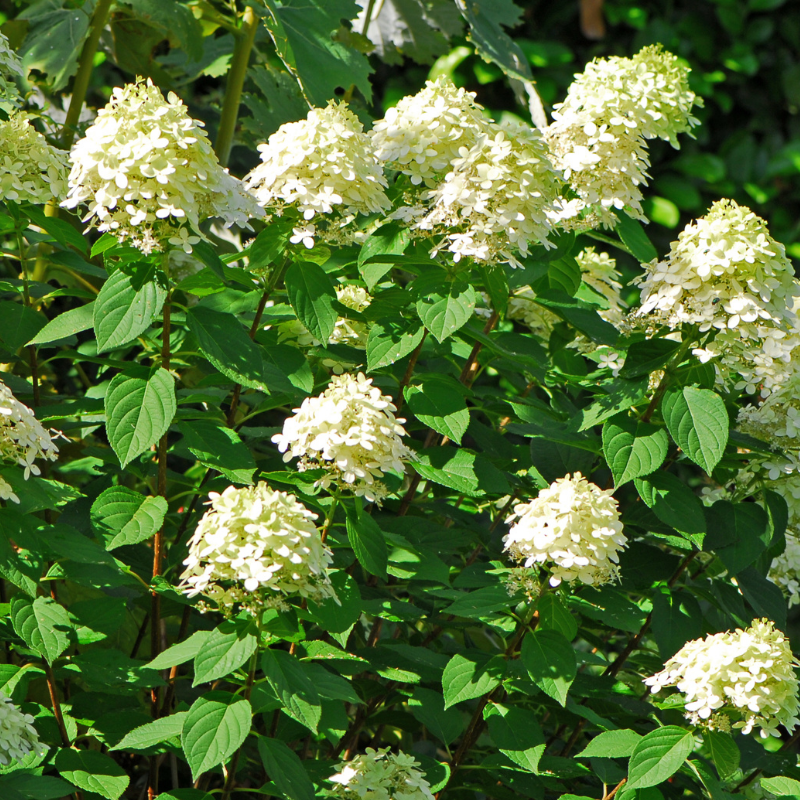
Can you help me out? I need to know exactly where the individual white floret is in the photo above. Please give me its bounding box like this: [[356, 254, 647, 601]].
[[644, 618, 800, 739], [503, 472, 626, 587], [272, 372, 413, 503], [180, 483, 334, 613], [63, 78, 261, 254]]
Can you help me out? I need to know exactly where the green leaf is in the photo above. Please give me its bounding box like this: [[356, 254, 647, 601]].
[[736, 566, 787, 631], [247, 221, 295, 273], [358, 223, 411, 289], [115, 0, 204, 62], [485, 703, 546, 773], [576, 729, 642, 758], [405, 378, 469, 444], [536, 594, 577, 641], [704, 500, 769, 574], [662, 387, 729, 475], [263, 0, 373, 106], [54, 749, 130, 800], [548, 257, 581, 295], [480, 263, 509, 315], [105, 367, 176, 468], [651, 589, 703, 659], [602, 415, 668, 487], [260, 342, 314, 394], [257, 738, 316, 800], [635, 472, 706, 538], [613, 212, 658, 263], [520, 629, 577, 707], [442, 654, 505, 709], [0, 774, 75, 800], [366, 321, 425, 372], [531, 289, 619, 346], [177, 420, 256, 485], [261, 649, 322, 733], [94, 270, 166, 353], [305, 570, 361, 634], [413, 447, 509, 496], [24, 204, 88, 254], [761, 777, 800, 797], [28, 303, 95, 346], [619, 338, 682, 379], [11, 596, 72, 664], [193, 621, 258, 687], [408, 687, 464, 745], [0, 301, 47, 353], [627, 726, 695, 789], [443, 586, 514, 619], [147, 631, 210, 670], [90, 486, 168, 549], [284, 261, 338, 343], [703, 731, 740, 781], [186, 306, 269, 392], [567, 588, 647, 634], [181, 692, 253, 781], [111, 713, 187, 752], [416, 279, 475, 343], [345, 505, 388, 579]]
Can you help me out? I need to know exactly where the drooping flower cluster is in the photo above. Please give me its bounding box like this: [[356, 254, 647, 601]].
[[635, 200, 800, 396], [371, 76, 490, 187], [0, 380, 61, 494], [329, 748, 435, 800], [180, 483, 334, 613], [245, 101, 390, 248], [272, 373, 413, 503], [545, 45, 699, 225], [0, 31, 23, 106], [63, 79, 261, 254], [415, 121, 562, 265], [644, 618, 800, 738], [0, 694, 45, 766], [0, 112, 69, 205], [503, 472, 627, 586]]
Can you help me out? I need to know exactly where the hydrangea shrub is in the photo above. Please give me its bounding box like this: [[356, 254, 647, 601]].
[[0, 12, 799, 800]]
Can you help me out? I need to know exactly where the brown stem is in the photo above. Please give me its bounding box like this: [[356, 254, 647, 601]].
[[130, 611, 150, 659], [604, 778, 627, 800], [459, 312, 499, 387], [394, 329, 428, 412], [160, 605, 192, 716], [43, 661, 70, 747]]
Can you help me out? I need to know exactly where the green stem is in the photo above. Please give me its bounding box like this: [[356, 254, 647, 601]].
[[215, 5, 259, 167], [16, 229, 41, 407], [62, 0, 114, 148], [360, 0, 378, 34]]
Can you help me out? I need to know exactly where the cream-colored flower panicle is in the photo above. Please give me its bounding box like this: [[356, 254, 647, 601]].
[[769, 532, 800, 608], [0, 31, 23, 106], [245, 101, 389, 247], [272, 372, 413, 503], [371, 76, 490, 187], [329, 748, 435, 800], [0, 112, 69, 205], [545, 45, 699, 225], [503, 472, 626, 587], [0, 380, 61, 495], [636, 199, 800, 396], [644, 619, 800, 738], [63, 79, 261, 255], [0, 694, 45, 766], [180, 483, 334, 613], [416, 121, 562, 266]]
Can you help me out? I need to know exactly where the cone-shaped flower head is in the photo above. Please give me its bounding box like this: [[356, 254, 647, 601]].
[[545, 45, 700, 224], [0, 112, 69, 204], [0, 31, 24, 106], [0, 693, 45, 766], [272, 372, 414, 503], [769, 531, 800, 608], [329, 748, 435, 800], [245, 101, 390, 248], [415, 121, 562, 266], [644, 619, 800, 738], [63, 78, 261, 254], [503, 472, 626, 587], [370, 76, 491, 187], [180, 483, 334, 613], [636, 199, 800, 396], [0, 380, 61, 487]]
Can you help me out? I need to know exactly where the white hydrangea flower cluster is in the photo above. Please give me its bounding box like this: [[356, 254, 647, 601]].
[[63, 79, 261, 255], [503, 472, 627, 587], [415, 122, 562, 266], [272, 372, 413, 503], [768, 532, 800, 608], [245, 101, 390, 248], [0, 380, 61, 493], [180, 483, 334, 613], [329, 748, 434, 800], [545, 45, 699, 225], [0, 31, 23, 106], [0, 694, 45, 766], [644, 618, 800, 738], [635, 200, 800, 396], [371, 76, 490, 187], [0, 112, 69, 204]]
